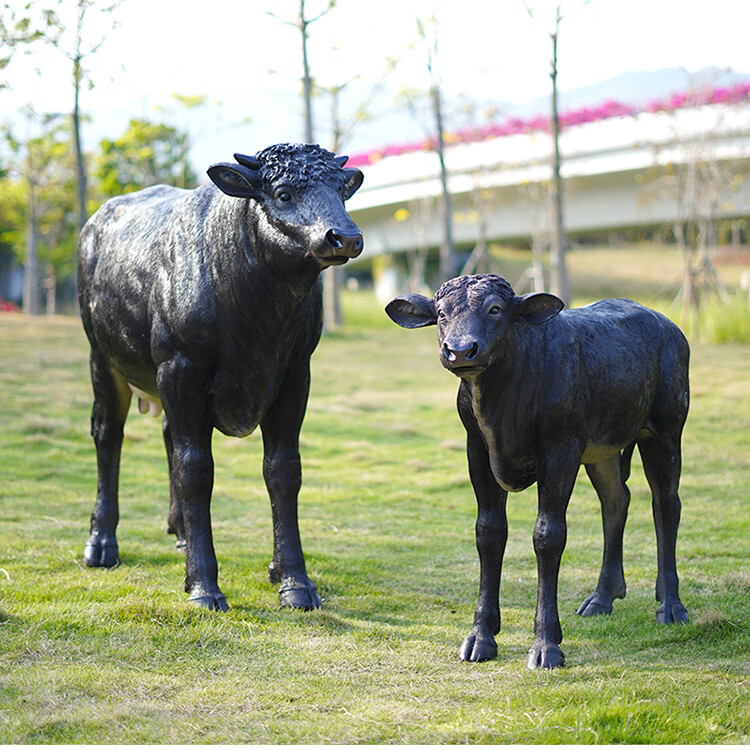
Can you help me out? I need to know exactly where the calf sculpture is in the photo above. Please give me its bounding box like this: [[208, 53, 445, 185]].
[[386, 274, 689, 668], [78, 143, 364, 611]]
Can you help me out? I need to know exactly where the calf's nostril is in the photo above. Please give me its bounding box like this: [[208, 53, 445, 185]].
[[467, 342, 479, 360]]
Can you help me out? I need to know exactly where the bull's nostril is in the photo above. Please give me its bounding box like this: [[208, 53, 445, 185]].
[[326, 229, 363, 256], [326, 229, 344, 249], [467, 342, 479, 360], [442, 343, 456, 362]]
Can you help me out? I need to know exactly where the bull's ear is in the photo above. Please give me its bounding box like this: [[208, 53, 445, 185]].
[[343, 168, 364, 199], [513, 292, 564, 325], [207, 162, 262, 199], [385, 294, 437, 328]]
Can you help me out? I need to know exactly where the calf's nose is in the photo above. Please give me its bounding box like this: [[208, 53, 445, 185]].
[[442, 341, 479, 366], [326, 228, 364, 258]]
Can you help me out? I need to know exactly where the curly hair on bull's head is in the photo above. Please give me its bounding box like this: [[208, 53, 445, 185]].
[[248, 143, 349, 193], [435, 274, 516, 307]]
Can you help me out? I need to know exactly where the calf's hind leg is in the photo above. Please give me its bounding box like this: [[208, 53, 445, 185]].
[[84, 346, 132, 567], [638, 434, 688, 624], [578, 452, 630, 616]]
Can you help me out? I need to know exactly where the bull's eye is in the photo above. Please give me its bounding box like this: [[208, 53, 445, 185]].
[[488, 305, 502, 315], [275, 190, 292, 204]]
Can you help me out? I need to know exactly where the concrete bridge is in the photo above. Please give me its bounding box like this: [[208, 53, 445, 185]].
[[345, 102, 750, 266]]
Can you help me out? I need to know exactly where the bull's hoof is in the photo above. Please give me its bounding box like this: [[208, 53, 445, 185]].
[[527, 641, 565, 670], [577, 591, 614, 617], [83, 534, 119, 568], [174, 538, 187, 552], [656, 600, 688, 625], [188, 591, 229, 612], [268, 560, 282, 585], [459, 630, 498, 662], [278, 577, 322, 610]]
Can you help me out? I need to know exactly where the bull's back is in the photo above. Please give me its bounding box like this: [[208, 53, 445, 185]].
[[78, 185, 198, 386]]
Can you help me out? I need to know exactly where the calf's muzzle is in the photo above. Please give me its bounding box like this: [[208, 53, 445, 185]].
[[442, 341, 482, 373]]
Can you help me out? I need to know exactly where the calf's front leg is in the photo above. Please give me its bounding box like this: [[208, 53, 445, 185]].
[[261, 363, 321, 610], [158, 356, 227, 611], [458, 394, 508, 662], [527, 448, 580, 669]]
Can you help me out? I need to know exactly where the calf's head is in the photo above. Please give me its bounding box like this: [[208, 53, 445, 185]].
[[386, 275, 564, 377], [208, 143, 364, 268]]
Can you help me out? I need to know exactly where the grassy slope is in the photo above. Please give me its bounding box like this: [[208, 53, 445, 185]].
[[0, 257, 748, 743]]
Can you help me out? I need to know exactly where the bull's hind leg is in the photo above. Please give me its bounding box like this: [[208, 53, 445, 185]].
[[638, 434, 689, 624], [162, 418, 186, 550], [84, 345, 132, 567], [578, 452, 630, 616]]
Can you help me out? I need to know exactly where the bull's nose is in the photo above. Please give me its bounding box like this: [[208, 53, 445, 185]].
[[325, 228, 364, 258], [442, 341, 479, 366]]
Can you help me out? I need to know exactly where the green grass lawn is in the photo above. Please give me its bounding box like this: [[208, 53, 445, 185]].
[[0, 271, 748, 743]]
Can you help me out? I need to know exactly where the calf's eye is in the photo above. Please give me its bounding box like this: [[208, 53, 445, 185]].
[[489, 305, 502, 315]]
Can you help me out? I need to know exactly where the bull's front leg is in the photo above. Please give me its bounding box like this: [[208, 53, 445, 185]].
[[162, 417, 186, 550], [84, 345, 132, 568], [527, 446, 581, 669], [261, 362, 321, 610], [158, 356, 227, 611], [458, 391, 508, 662]]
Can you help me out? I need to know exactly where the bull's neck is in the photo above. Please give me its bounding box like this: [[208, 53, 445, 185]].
[[203, 197, 321, 349], [215, 196, 321, 303]]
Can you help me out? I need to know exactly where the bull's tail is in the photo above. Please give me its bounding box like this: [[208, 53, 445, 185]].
[[620, 441, 636, 483]]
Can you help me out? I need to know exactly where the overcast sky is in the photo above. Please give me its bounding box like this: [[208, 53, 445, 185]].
[[4, 0, 749, 169]]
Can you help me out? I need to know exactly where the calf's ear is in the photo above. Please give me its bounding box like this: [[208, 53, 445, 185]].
[[343, 168, 364, 199], [385, 294, 437, 328], [207, 162, 262, 199], [513, 292, 564, 325]]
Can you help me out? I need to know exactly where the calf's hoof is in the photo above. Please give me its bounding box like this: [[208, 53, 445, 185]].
[[83, 534, 119, 568], [577, 591, 614, 617], [459, 630, 498, 662], [188, 588, 229, 612], [657, 600, 688, 625], [527, 641, 565, 670], [278, 577, 322, 610]]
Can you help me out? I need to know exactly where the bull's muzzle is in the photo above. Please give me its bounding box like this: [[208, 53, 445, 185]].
[[320, 228, 364, 262]]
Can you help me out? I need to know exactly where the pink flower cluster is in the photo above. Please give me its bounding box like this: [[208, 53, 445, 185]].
[[347, 81, 750, 168]]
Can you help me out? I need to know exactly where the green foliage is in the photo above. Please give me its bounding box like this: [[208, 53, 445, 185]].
[[699, 295, 750, 344], [96, 118, 196, 199], [0, 118, 77, 280], [0, 308, 747, 744], [0, 175, 24, 257]]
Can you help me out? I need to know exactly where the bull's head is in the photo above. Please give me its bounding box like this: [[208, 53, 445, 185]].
[[207, 143, 364, 268], [386, 275, 564, 378]]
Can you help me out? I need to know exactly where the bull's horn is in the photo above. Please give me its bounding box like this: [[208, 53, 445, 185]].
[[335, 154, 349, 167], [234, 152, 262, 169]]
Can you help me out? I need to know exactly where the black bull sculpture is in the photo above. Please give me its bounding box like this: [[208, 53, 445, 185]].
[[78, 143, 363, 611], [386, 274, 689, 669]]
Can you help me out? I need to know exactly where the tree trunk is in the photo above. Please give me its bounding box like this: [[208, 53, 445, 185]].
[[548, 10, 570, 304], [433, 84, 458, 282], [24, 179, 41, 315], [72, 55, 87, 234]]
